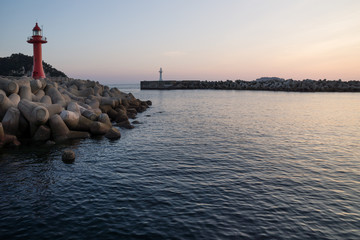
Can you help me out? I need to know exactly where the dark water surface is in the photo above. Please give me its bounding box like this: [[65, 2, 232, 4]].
[[1, 85, 360, 239]]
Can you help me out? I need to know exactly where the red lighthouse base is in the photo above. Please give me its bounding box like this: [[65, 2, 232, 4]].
[[31, 43, 46, 79]]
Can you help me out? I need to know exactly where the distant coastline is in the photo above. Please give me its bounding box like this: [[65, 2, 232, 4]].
[[141, 78, 360, 92]]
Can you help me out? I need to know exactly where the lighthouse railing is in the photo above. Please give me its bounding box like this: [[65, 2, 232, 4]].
[[27, 36, 47, 41]]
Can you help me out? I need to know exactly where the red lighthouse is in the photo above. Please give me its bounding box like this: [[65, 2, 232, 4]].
[[27, 23, 47, 79]]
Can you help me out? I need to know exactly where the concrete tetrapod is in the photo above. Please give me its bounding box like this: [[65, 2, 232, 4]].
[[87, 98, 100, 110], [2, 107, 20, 135], [18, 99, 50, 136], [33, 125, 51, 142], [14, 77, 31, 88], [60, 110, 80, 129], [45, 85, 67, 107], [100, 97, 117, 108], [0, 76, 152, 148], [40, 95, 52, 105], [40, 103, 63, 117], [32, 89, 45, 102], [0, 77, 19, 95], [0, 122, 21, 147], [98, 113, 112, 127], [78, 104, 99, 121], [105, 127, 121, 140], [0, 90, 15, 120], [67, 87, 94, 98], [99, 105, 118, 120], [8, 93, 20, 107], [18, 99, 49, 126], [30, 79, 42, 94], [90, 121, 111, 135], [67, 101, 81, 113], [17, 114, 30, 137], [19, 86, 32, 101], [59, 88, 85, 102], [49, 114, 90, 143], [64, 114, 110, 135]]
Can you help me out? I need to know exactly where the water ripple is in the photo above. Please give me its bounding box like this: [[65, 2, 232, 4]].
[[1, 89, 360, 239]]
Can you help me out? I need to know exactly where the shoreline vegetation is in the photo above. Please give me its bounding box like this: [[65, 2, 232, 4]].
[[141, 77, 360, 92], [0, 76, 151, 149], [0, 53, 67, 78]]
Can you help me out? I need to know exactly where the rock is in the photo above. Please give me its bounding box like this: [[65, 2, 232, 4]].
[[62, 150, 75, 163], [132, 120, 141, 124], [105, 127, 121, 140]]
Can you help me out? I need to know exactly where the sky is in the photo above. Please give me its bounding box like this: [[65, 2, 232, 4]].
[[0, 0, 360, 84]]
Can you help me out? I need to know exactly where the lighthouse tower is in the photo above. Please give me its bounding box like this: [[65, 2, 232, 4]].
[[159, 67, 163, 81], [27, 23, 47, 79]]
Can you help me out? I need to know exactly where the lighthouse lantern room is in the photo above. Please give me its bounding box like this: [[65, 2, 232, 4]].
[[27, 23, 47, 79]]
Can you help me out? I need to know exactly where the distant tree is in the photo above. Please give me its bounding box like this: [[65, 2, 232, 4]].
[[0, 53, 67, 77]]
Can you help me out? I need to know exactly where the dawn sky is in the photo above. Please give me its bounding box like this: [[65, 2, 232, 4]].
[[1, 0, 359, 84]]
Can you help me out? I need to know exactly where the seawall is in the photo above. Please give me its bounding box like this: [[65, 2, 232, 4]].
[[141, 79, 360, 92], [141, 80, 201, 90]]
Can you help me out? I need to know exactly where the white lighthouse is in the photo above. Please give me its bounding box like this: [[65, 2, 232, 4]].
[[159, 67, 163, 81]]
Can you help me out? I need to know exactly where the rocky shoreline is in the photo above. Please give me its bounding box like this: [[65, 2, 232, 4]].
[[0, 76, 151, 148], [141, 78, 360, 92]]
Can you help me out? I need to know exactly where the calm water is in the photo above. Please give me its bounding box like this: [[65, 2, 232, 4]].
[[1, 85, 360, 240]]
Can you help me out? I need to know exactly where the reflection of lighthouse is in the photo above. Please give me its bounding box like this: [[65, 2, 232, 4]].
[[159, 67, 163, 81], [27, 23, 47, 79]]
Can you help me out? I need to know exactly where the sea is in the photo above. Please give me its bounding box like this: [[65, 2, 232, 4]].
[[1, 84, 359, 240]]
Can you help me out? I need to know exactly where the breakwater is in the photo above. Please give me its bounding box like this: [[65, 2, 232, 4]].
[[0, 76, 151, 148], [141, 80, 200, 90], [141, 78, 360, 92]]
